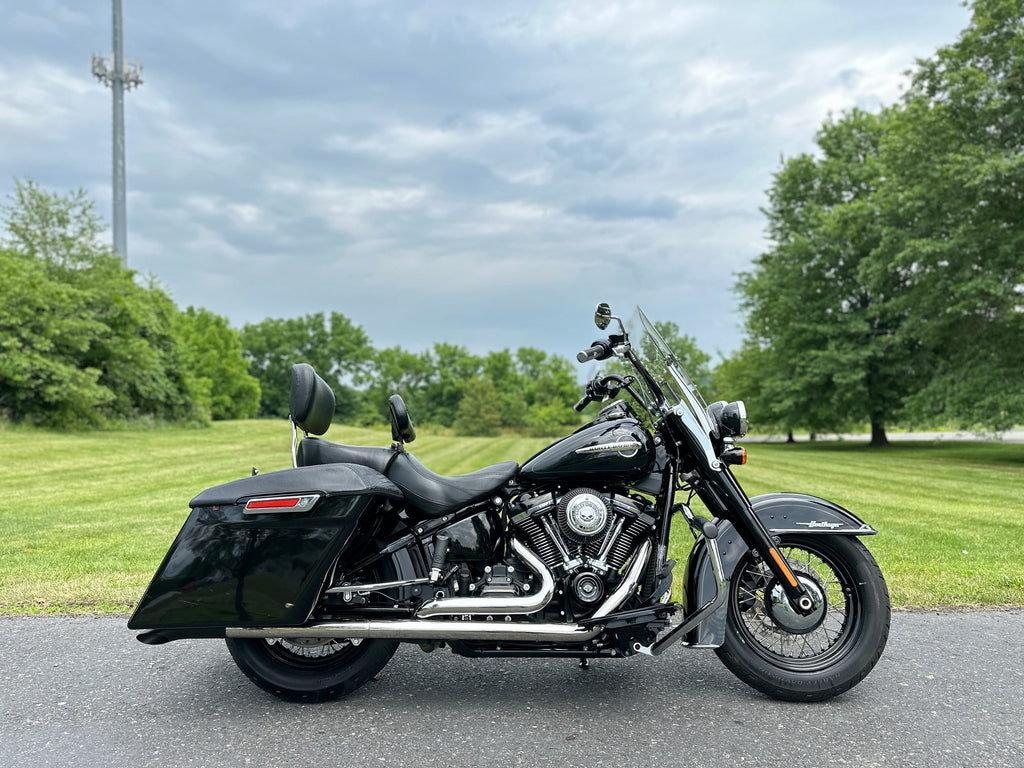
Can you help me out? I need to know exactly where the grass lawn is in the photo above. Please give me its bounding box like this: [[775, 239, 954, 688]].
[[1, 421, 1021, 614]]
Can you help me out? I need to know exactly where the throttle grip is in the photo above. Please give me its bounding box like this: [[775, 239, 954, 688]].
[[576, 344, 604, 363]]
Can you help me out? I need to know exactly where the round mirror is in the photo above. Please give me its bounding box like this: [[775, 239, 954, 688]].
[[595, 303, 612, 330]]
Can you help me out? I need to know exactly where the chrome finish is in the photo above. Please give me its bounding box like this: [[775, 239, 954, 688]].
[[637, 535, 727, 656], [766, 574, 826, 633], [591, 539, 652, 620], [326, 577, 430, 595], [563, 493, 608, 537], [290, 417, 299, 469], [415, 539, 555, 618], [227, 619, 603, 644], [574, 441, 642, 456], [233, 538, 657, 646], [244, 494, 320, 515]]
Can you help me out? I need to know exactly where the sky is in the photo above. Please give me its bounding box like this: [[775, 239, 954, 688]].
[[0, 0, 972, 365]]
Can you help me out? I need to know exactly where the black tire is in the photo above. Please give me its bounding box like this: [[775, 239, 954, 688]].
[[715, 535, 890, 702], [226, 635, 399, 703]]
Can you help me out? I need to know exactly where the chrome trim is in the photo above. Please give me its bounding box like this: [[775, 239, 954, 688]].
[[226, 619, 602, 644], [575, 440, 642, 457], [590, 539, 652, 620], [244, 494, 320, 514], [326, 577, 430, 594], [290, 417, 299, 469], [414, 539, 555, 618]]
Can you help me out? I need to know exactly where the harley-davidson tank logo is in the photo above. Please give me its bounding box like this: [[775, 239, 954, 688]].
[[575, 440, 642, 458], [794, 521, 844, 529]]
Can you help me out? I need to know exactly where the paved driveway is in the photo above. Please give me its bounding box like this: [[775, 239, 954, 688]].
[[1, 610, 1022, 768]]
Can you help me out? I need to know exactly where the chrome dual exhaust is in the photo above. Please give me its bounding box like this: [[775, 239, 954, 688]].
[[226, 540, 653, 645]]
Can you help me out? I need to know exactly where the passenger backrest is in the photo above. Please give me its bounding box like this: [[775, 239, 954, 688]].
[[290, 363, 335, 436]]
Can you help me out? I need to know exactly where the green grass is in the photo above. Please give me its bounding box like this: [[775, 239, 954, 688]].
[[1, 421, 1021, 614]]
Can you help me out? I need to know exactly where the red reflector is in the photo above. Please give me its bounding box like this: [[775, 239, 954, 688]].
[[246, 497, 301, 509]]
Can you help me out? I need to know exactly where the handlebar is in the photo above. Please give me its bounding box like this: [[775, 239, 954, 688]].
[[576, 344, 605, 363], [576, 339, 612, 363]]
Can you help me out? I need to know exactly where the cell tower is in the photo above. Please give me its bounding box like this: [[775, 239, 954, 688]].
[[91, 0, 143, 265]]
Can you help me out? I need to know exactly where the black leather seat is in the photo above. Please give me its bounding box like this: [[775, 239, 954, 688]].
[[298, 436, 519, 518], [386, 452, 519, 518], [298, 437, 393, 474]]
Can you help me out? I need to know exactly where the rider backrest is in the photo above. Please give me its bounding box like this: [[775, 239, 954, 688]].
[[388, 394, 416, 446], [290, 363, 335, 436]]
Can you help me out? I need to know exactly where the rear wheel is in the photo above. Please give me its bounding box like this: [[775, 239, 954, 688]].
[[225, 634, 398, 702], [715, 535, 890, 702]]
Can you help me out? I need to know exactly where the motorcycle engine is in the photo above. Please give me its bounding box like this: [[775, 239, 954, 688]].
[[510, 487, 656, 611]]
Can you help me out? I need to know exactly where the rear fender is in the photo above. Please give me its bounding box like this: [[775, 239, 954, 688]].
[[129, 464, 402, 643], [683, 493, 876, 647]]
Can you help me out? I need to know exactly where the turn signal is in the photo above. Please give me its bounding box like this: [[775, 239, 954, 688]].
[[721, 446, 747, 466]]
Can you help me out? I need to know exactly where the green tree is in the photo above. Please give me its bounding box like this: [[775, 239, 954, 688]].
[[872, 0, 1024, 429], [452, 376, 503, 436], [1, 181, 207, 427], [241, 312, 371, 420], [739, 109, 924, 445], [0, 248, 111, 425], [174, 307, 260, 420]]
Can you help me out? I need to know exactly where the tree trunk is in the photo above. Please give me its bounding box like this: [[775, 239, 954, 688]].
[[869, 420, 889, 447], [786, 430, 795, 444]]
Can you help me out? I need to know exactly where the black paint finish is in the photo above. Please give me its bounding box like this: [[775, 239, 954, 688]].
[[128, 494, 385, 631], [519, 418, 655, 484]]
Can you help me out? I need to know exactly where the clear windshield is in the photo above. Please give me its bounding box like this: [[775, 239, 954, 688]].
[[632, 308, 720, 463]]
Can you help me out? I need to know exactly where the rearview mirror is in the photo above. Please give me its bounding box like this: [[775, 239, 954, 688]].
[[595, 303, 612, 330]]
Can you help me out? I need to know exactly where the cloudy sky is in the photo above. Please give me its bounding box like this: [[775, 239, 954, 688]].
[[1, 0, 971, 364]]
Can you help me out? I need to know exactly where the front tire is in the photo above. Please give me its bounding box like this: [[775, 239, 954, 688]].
[[715, 535, 890, 702], [226, 635, 399, 703]]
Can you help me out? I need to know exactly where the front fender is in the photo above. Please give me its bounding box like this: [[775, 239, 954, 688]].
[[683, 493, 876, 647]]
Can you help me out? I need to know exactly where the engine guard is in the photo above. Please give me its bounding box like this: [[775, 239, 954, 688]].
[[681, 493, 876, 648]]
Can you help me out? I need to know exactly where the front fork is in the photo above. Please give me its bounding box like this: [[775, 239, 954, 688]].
[[695, 468, 815, 615]]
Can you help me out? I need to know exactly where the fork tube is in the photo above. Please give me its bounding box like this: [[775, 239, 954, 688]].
[[699, 468, 813, 614], [655, 462, 677, 570]]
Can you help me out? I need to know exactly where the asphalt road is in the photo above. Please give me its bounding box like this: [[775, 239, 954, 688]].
[[2, 610, 1022, 768]]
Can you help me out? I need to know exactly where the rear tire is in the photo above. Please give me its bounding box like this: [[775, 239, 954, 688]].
[[715, 535, 890, 702], [226, 635, 399, 703]]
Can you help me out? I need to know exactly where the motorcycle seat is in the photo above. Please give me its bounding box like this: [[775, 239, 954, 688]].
[[297, 437, 393, 474], [297, 436, 518, 518], [386, 452, 519, 518]]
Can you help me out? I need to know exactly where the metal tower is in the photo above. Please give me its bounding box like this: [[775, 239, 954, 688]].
[[91, 0, 143, 264]]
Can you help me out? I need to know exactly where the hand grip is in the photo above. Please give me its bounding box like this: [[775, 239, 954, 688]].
[[574, 395, 592, 412], [577, 344, 604, 363]]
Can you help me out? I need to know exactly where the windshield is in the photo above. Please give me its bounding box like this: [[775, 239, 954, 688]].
[[632, 308, 720, 464]]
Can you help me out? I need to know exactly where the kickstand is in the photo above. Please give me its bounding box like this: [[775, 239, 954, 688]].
[[578, 657, 590, 670]]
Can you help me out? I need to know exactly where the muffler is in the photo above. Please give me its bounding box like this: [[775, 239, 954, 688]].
[[226, 539, 653, 645]]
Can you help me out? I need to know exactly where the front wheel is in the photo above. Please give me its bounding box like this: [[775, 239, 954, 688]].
[[715, 535, 890, 702]]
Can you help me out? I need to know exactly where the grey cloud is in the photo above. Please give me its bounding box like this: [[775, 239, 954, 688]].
[[567, 196, 681, 222]]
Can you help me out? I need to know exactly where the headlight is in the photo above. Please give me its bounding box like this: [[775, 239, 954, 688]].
[[708, 400, 748, 439]]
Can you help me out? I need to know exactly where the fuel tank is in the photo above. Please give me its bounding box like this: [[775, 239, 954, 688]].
[[519, 417, 655, 484]]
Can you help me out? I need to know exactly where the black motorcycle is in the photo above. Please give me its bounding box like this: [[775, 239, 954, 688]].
[[129, 304, 890, 702]]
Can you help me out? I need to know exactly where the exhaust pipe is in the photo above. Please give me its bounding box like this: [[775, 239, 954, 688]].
[[415, 538, 554, 618], [226, 540, 653, 645]]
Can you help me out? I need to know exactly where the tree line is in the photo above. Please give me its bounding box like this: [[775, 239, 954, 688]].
[[0, 180, 598, 434], [716, 0, 1024, 445], [3, 0, 1020, 442]]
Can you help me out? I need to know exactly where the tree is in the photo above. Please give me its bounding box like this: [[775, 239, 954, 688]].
[[453, 377, 503, 436], [1, 181, 207, 427], [872, 0, 1024, 429], [738, 109, 926, 445], [241, 312, 371, 420], [174, 307, 260, 420]]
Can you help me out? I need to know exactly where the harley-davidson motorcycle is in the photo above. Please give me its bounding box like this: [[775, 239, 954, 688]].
[[129, 304, 890, 702]]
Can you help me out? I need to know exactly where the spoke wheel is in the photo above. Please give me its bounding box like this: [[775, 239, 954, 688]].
[[225, 560, 400, 702], [716, 535, 889, 701]]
